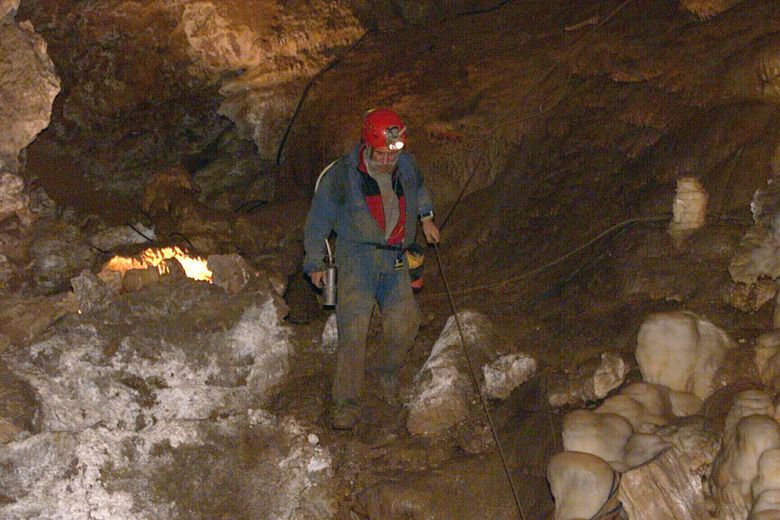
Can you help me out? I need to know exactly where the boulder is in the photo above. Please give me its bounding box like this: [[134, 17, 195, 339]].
[[89, 223, 155, 252], [0, 278, 327, 517], [208, 253, 255, 294], [28, 219, 98, 294], [407, 311, 498, 436], [480, 352, 536, 400], [0, 20, 59, 169], [0, 292, 78, 348], [547, 351, 628, 408], [70, 270, 115, 313]]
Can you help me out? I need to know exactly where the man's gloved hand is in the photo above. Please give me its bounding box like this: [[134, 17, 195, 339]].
[[422, 219, 440, 244], [309, 271, 325, 288]]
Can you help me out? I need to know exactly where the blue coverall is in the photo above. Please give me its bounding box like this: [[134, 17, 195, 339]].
[[303, 144, 434, 403]]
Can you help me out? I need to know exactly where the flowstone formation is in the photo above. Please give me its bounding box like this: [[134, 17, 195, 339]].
[[546, 309, 780, 519], [0, 277, 336, 519]]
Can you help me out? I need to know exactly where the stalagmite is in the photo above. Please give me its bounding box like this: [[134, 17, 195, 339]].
[[547, 351, 627, 408], [723, 390, 775, 444], [679, 0, 745, 20], [712, 415, 780, 519], [561, 409, 633, 470], [546, 451, 616, 520], [669, 177, 708, 245], [752, 449, 780, 503], [636, 311, 735, 401]]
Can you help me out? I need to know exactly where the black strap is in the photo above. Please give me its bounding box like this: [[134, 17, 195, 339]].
[[376, 244, 405, 251]]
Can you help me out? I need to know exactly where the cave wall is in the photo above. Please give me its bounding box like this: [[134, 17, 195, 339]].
[[16, 0, 365, 206]]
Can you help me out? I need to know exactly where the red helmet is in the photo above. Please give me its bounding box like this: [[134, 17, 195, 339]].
[[362, 108, 406, 151]]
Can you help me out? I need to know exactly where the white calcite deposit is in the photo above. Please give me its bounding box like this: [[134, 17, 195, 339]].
[[0, 279, 335, 519], [636, 311, 734, 401], [406, 311, 501, 436]]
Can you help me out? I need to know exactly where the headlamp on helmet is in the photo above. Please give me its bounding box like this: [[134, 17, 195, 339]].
[[385, 126, 405, 151], [362, 108, 407, 150]]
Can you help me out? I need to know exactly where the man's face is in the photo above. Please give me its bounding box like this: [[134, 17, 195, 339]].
[[367, 146, 400, 175]]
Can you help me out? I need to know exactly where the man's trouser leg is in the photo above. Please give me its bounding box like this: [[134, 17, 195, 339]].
[[332, 256, 375, 404], [376, 261, 420, 376]]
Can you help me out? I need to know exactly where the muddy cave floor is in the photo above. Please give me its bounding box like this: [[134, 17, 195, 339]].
[[266, 209, 763, 517]]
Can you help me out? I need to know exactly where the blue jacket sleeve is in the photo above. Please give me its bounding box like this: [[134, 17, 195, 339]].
[[302, 164, 341, 274], [413, 161, 434, 217]]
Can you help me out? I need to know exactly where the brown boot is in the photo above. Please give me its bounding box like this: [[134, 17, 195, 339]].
[[329, 400, 360, 430]]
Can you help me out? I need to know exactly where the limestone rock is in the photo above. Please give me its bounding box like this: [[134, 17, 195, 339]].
[[730, 179, 780, 286], [0, 254, 12, 286], [28, 219, 98, 294], [208, 253, 255, 294], [0, 172, 31, 225], [407, 311, 497, 436], [723, 390, 775, 444], [1, 0, 19, 20], [89, 223, 154, 252], [140, 166, 233, 255], [121, 266, 160, 292], [70, 270, 115, 314], [0, 412, 335, 519], [680, 0, 744, 19], [193, 1, 366, 158], [0, 20, 59, 169], [0, 279, 316, 518], [624, 433, 672, 468], [636, 311, 735, 401], [480, 352, 536, 400], [548, 352, 628, 408], [0, 292, 78, 348], [753, 449, 780, 504], [730, 280, 778, 313], [594, 383, 671, 433], [9, 281, 291, 431]]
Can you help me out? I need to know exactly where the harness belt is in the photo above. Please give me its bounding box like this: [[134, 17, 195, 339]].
[[362, 242, 405, 252]]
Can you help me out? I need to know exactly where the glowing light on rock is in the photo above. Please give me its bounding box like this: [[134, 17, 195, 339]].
[[103, 247, 212, 282]]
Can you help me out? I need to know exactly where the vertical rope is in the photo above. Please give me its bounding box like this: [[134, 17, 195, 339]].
[[432, 243, 527, 520]]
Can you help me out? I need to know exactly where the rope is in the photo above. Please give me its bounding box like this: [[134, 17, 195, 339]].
[[125, 222, 154, 242], [432, 243, 527, 520], [427, 214, 670, 298], [276, 30, 372, 166]]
